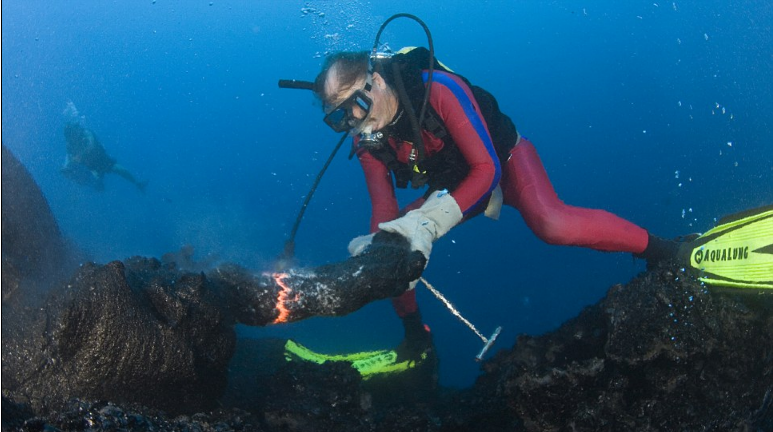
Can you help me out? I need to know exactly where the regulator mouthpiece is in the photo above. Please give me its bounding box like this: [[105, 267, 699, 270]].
[[358, 130, 386, 149]]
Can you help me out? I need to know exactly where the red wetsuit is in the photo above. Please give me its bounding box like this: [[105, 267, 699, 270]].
[[356, 70, 649, 317]]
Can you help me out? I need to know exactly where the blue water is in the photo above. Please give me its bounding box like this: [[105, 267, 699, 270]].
[[2, 1, 771, 389]]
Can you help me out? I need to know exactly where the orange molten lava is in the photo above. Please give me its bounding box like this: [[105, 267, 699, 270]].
[[271, 272, 297, 324]]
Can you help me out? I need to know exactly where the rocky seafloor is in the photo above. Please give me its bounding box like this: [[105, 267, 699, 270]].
[[2, 144, 772, 431]]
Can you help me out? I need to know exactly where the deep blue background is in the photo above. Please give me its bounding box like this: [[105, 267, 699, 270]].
[[3, 1, 771, 389]]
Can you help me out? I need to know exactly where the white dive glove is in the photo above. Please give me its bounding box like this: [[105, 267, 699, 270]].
[[347, 233, 376, 256], [347, 231, 421, 291], [378, 190, 463, 260]]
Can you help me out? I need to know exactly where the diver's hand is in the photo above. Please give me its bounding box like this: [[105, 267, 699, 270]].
[[348, 233, 375, 256], [378, 190, 463, 260], [348, 231, 426, 290]]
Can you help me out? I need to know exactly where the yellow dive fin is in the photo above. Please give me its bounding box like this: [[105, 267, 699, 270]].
[[283, 340, 427, 379], [684, 205, 773, 289]]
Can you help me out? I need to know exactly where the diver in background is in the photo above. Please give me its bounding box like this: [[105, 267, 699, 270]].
[[313, 49, 685, 361], [61, 102, 147, 193]]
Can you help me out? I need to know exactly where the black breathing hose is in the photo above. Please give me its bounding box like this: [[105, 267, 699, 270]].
[[371, 13, 435, 140], [279, 131, 349, 263], [391, 62, 426, 163]]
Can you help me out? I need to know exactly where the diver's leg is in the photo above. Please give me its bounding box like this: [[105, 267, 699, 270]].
[[111, 164, 147, 192], [392, 290, 433, 362], [500, 139, 649, 253], [388, 198, 426, 319], [389, 197, 431, 320], [392, 289, 419, 318], [390, 199, 433, 361]]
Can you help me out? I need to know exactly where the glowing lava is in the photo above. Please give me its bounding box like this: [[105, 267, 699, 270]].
[[271, 272, 298, 324]]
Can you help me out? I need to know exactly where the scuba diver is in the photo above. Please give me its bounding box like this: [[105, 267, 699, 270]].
[[309, 47, 686, 361], [61, 102, 147, 193]]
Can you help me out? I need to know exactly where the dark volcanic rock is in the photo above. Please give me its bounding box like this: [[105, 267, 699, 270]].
[[4, 257, 236, 415], [258, 360, 373, 431], [2, 143, 234, 417], [5, 263, 772, 432], [5, 399, 262, 432], [1, 145, 72, 302], [466, 266, 773, 431]]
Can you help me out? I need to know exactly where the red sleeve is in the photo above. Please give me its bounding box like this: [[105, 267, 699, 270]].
[[427, 72, 501, 214], [357, 149, 400, 233]]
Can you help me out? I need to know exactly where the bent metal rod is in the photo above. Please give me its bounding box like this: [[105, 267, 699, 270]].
[[419, 277, 502, 362]]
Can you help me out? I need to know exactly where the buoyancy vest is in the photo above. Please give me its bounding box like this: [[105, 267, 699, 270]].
[[368, 47, 520, 194]]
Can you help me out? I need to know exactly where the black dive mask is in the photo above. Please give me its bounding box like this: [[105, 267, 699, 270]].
[[323, 90, 373, 133]]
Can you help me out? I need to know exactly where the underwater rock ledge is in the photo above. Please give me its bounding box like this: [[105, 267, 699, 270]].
[[461, 265, 773, 431], [4, 266, 771, 432]]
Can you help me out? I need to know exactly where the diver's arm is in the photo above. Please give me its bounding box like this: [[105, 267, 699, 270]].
[[358, 149, 400, 232], [111, 164, 139, 182], [375, 73, 496, 258], [111, 164, 147, 192], [427, 71, 500, 215]]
